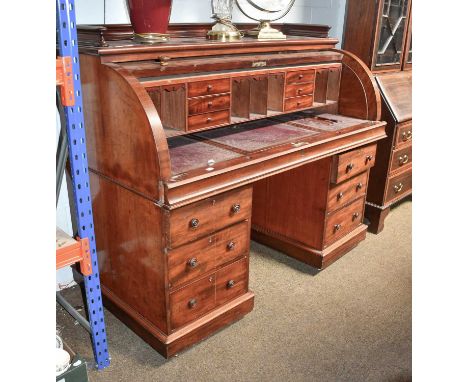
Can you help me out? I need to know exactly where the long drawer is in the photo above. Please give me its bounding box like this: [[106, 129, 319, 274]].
[[167, 186, 252, 248], [384, 168, 412, 205], [389, 143, 412, 174], [324, 197, 365, 246], [331, 144, 377, 184], [327, 171, 368, 213], [168, 221, 250, 289]]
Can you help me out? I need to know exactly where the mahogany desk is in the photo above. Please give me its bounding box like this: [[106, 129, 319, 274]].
[[78, 24, 386, 357]]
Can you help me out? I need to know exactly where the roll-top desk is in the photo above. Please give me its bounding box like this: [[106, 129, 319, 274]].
[[78, 24, 386, 357]]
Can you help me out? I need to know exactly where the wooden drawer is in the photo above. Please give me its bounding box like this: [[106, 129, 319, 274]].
[[331, 144, 377, 184], [384, 168, 412, 205], [286, 70, 316, 85], [284, 82, 314, 99], [327, 171, 368, 213], [216, 257, 248, 306], [170, 273, 216, 330], [168, 221, 250, 289], [168, 187, 252, 248], [187, 110, 230, 131], [389, 144, 412, 173], [284, 95, 314, 112], [188, 79, 230, 98], [188, 94, 230, 116], [395, 121, 412, 148], [324, 197, 365, 246]]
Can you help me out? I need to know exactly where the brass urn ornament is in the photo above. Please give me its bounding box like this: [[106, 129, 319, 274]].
[[236, 0, 295, 39], [207, 0, 243, 41]]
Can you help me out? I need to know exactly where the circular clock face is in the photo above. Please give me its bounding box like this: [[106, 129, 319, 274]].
[[237, 0, 295, 21]]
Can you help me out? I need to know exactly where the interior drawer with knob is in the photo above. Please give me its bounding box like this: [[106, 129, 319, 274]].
[[394, 121, 412, 148], [216, 256, 248, 307], [324, 197, 365, 246], [188, 94, 230, 116], [327, 171, 368, 213], [187, 110, 230, 131], [167, 221, 250, 289], [169, 273, 216, 330], [389, 144, 412, 173], [187, 78, 230, 98], [331, 144, 377, 184], [285, 69, 316, 85], [167, 186, 252, 248], [284, 82, 314, 99], [384, 168, 412, 205], [284, 94, 314, 112]]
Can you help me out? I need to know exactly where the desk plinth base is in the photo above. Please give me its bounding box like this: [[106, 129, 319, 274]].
[[252, 224, 368, 270], [102, 286, 254, 358]]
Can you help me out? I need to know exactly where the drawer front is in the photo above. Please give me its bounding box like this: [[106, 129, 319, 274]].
[[187, 110, 230, 131], [188, 94, 230, 115], [169, 187, 252, 248], [216, 221, 250, 267], [188, 79, 230, 98], [331, 144, 377, 184], [286, 70, 316, 85], [390, 144, 412, 173], [216, 257, 248, 306], [327, 171, 368, 213], [395, 121, 412, 147], [324, 197, 365, 246], [168, 221, 250, 289], [170, 273, 216, 330], [384, 168, 412, 205], [284, 95, 314, 112], [284, 82, 315, 99]]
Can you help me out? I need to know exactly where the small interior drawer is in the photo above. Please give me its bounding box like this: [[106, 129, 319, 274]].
[[384, 168, 412, 204], [324, 197, 365, 246], [216, 256, 248, 306], [284, 95, 314, 112], [170, 273, 216, 330], [187, 110, 230, 131], [285, 70, 316, 85], [188, 94, 230, 115], [327, 171, 368, 214], [284, 82, 315, 99], [394, 121, 412, 148], [331, 144, 377, 184], [168, 187, 252, 248], [389, 144, 412, 173], [188, 79, 230, 98]]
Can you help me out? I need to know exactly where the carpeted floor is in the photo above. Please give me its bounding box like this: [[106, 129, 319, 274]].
[[56, 200, 411, 382]]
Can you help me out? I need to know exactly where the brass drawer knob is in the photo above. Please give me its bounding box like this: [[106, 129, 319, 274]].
[[366, 155, 374, 163], [207, 117, 213, 123], [227, 280, 236, 289], [298, 88, 303, 94], [227, 241, 236, 251], [398, 155, 409, 165], [394, 183, 404, 193], [231, 203, 241, 214], [402, 131, 412, 141], [188, 299, 197, 309], [352, 212, 360, 221], [297, 101, 301, 106], [190, 218, 199, 228], [207, 84, 213, 91], [334, 224, 342, 232], [207, 101, 213, 107], [337, 192, 344, 200], [187, 258, 198, 268], [356, 182, 363, 190], [346, 163, 354, 172], [298, 74, 304, 79]]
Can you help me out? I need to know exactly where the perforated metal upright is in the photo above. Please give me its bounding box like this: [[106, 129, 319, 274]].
[[56, 0, 110, 369]]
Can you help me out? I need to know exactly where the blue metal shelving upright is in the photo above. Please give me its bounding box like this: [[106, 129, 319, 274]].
[[56, 0, 110, 370]]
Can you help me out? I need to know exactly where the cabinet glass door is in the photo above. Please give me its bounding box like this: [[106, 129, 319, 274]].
[[374, 0, 410, 69]]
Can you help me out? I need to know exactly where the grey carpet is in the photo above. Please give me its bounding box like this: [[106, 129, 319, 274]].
[[56, 200, 411, 382]]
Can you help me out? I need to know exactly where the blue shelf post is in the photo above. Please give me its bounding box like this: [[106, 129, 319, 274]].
[[56, 0, 110, 369]]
